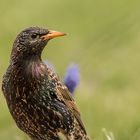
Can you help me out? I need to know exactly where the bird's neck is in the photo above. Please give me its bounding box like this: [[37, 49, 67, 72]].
[[25, 58, 46, 79], [11, 50, 42, 63], [10, 55, 47, 79]]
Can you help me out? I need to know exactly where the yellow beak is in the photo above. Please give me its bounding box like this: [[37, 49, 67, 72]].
[[41, 30, 66, 40]]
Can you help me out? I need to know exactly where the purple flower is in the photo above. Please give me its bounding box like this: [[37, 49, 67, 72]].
[[64, 64, 80, 95]]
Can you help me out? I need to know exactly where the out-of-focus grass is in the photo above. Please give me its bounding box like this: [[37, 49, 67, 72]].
[[1, 0, 140, 140]]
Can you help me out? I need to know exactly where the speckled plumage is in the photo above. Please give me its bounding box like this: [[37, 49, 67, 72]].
[[2, 27, 89, 140]]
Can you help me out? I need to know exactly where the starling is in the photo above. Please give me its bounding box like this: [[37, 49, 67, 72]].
[[2, 27, 89, 140]]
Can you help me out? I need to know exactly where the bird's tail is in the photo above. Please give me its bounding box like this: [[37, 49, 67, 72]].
[[65, 120, 90, 140], [66, 130, 90, 140]]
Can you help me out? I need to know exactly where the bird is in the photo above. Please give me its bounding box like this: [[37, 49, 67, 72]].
[[2, 27, 89, 140], [44, 60, 80, 95]]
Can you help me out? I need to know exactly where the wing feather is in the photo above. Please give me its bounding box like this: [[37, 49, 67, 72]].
[[46, 65, 87, 134], [57, 86, 87, 134]]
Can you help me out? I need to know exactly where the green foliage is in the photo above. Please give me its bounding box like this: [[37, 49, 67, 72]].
[[1, 0, 140, 139]]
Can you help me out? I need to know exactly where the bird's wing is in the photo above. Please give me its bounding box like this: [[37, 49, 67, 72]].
[[56, 85, 87, 134], [45, 65, 87, 134]]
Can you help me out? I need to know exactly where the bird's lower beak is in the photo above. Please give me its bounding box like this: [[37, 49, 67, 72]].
[[41, 30, 66, 40]]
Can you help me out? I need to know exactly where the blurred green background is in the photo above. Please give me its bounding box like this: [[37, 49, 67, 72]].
[[1, 0, 140, 140]]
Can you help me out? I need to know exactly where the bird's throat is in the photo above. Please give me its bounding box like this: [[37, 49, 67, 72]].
[[11, 56, 46, 80], [25, 59, 46, 79]]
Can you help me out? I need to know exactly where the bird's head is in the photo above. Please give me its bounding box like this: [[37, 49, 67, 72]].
[[11, 27, 66, 61]]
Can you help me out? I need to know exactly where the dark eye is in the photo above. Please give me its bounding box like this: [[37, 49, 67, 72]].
[[31, 34, 39, 39]]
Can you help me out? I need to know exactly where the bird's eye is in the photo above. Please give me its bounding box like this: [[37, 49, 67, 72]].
[[31, 34, 39, 39]]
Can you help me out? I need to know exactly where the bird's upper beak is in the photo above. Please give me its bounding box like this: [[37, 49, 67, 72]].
[[41, 30, 66, 40]]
